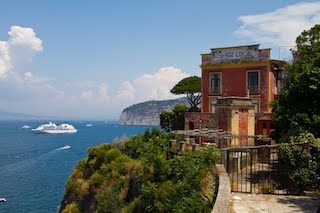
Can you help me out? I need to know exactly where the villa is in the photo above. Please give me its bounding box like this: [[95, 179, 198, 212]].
[[184, 44, 286, 145]]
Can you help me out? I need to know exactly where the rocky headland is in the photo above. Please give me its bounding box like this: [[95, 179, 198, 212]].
[[119, 97, 189, 125]]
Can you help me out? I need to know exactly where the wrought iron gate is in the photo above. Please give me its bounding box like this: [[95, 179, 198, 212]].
[[222, 145, 289, 194]]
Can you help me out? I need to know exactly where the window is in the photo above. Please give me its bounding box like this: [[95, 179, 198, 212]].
[[247, 71, 259, 94], [211, 73, 221, 94], [251, 99, 259, 113], [211, 100, 217, 113], [263, 122, 267, 129]]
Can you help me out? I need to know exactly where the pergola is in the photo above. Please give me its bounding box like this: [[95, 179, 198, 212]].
[[171, 128, 262, 147], [171, 128, 234, 139]]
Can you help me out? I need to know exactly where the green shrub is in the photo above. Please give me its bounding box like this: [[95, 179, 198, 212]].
[[62, 129, 220, 213], [105, 148, 122, 163], [96, 188, 123, 213], [62, 203, 81, 213], [278, 142, 317, 194], [74, 179, 90, 199], [89, 172, 105, 187], [259, 180, 278, 194], [123, 197, 142, 213]]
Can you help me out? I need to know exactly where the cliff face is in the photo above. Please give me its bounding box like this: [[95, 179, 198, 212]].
[[119, 97, 189, 125], [59, 130, 218, 213]]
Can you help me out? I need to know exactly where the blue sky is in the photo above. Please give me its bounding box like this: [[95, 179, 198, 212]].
[[0, 0, 319, 120]]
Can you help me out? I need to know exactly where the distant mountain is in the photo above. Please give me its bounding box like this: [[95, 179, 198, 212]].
[[0, 109, 53, 120], [119, 97, 189, 126]]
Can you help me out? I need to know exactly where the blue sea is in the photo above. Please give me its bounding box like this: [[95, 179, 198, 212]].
[[0, 121, 153, 213]]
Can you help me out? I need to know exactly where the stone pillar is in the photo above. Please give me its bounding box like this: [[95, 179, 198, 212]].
[[215, 97, 255, 147]]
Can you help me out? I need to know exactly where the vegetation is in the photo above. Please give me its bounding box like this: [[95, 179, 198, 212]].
[[258, 180, 278, 194], [60, 129, 220, 212], [159, 76, 201, 132], [170, 76, 201, 112], [277, 135, 320, 194], [159, 104, 188, 132], [269, 24, 320, 194], [62, 203, 81, 213], [271, 24, 320, 141]]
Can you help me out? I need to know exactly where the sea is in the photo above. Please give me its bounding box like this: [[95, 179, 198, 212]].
[[0, 121, 154, 213]]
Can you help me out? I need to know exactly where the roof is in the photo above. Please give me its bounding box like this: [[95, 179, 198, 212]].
[[210, 44, 260, 51]]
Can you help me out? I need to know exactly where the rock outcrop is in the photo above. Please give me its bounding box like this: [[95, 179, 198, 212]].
[[119, 97, 189, 125]]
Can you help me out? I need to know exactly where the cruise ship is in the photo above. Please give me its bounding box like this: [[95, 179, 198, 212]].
[[32, 122, 77, 134]]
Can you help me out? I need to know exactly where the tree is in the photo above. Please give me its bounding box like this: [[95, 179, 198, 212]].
[[271, 24, 320, 141], [160, 104, 188, 132], [171, 76, 201, 111]]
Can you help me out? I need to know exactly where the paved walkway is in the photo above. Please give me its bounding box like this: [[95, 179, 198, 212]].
[[231, 192, 320, 213]]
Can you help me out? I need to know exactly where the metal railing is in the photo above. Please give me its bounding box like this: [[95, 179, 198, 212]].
[[222, 143, 317, 194]]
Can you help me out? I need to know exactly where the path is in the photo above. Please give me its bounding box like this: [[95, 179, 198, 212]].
[[231, 192, 320, 213]]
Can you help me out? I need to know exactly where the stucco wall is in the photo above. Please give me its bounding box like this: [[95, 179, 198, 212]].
[[212, 164, 231, 213], [201, 63, 272, 113]]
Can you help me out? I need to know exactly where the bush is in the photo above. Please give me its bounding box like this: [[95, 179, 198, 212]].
[[61, 129, 220, 213], [62, 203, 81, 213], [259, 180, 278, 194], [89, 172, 105, 187], [75, 179, 90, 199], [278, 142, 317, 194], [96, 188, 123, 213], [123, 197, 142, 213]]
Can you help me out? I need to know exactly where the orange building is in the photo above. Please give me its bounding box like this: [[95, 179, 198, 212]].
[[200, 44, 285, 136]]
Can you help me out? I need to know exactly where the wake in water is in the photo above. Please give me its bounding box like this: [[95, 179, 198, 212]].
[[0, 146, 71, 175], [57, 145, 71, 150]]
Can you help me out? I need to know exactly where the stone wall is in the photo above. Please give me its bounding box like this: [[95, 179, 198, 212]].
[[185, 112, 218, 130], [211, 164, 231, 213]]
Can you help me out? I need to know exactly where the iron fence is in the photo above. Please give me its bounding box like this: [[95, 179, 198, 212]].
[[222, 143, 316, 194]]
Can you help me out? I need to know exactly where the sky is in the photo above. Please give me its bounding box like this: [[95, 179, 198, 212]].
[[0, 0, 319, 120]]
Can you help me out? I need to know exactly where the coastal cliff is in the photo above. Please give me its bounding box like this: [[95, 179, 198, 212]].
[[119, 97, 189, 125], [59, 129, 219, 213]]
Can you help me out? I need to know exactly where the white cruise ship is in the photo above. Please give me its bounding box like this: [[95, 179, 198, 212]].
[[32, 122, 77, 134], [32, 122, 57, 132]]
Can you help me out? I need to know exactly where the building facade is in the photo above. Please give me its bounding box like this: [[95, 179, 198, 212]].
[[187, 44, 285, 138]]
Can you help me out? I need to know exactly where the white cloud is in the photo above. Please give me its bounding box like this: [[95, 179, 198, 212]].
[[0, 26, 64, 109], [24, 72, 33, 78], [66, 81, 98, 89], [74, 82, 110, 103], [8, 26, 43, 51], [235, 2, 320, 47], [116, 81, 136, 101], [80, 90, 94, 101], [63, 67, 189, 119], [98, 83, 110, 103], [0, 41, 11, 78], [0, 25, 43, 79], [117, 66, 189, 103], [0, 26, 191, 119]]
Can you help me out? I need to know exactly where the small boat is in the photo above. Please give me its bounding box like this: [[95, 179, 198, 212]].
[[0, 197, 6, 202], [21, 125, 31, 129], [86, 124, 92, 127], [63, 145, 71, 149]]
